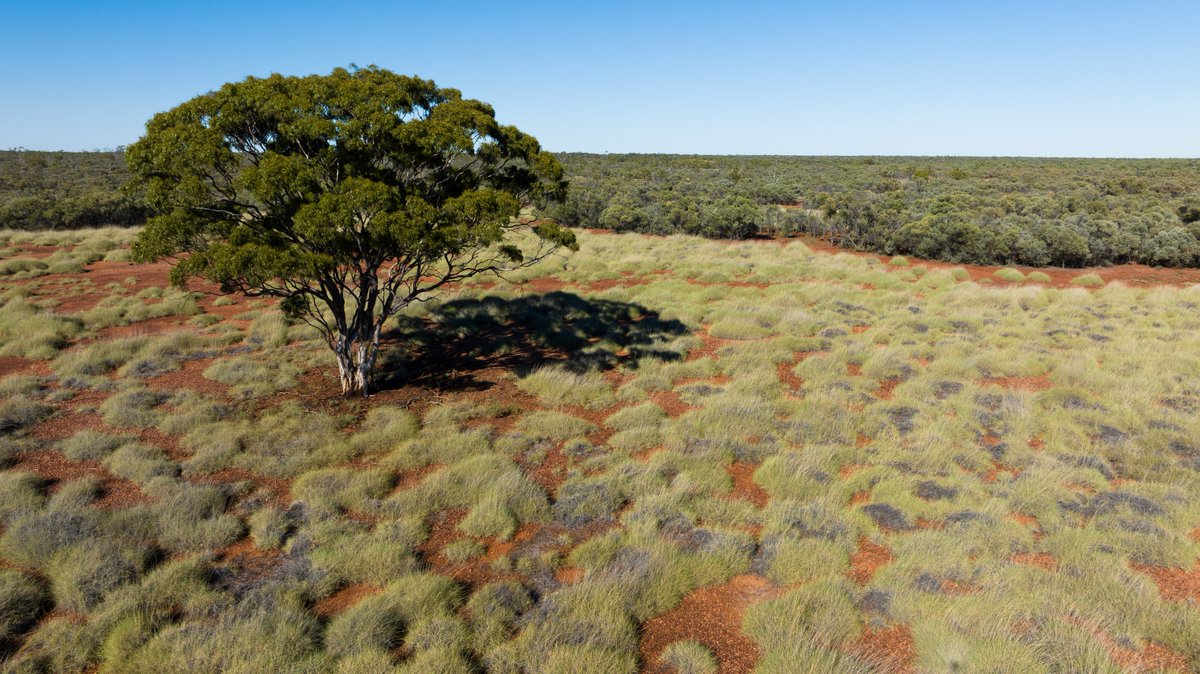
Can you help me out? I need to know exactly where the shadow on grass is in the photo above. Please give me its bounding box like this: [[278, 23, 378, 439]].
[[376, 291, 690, 393]]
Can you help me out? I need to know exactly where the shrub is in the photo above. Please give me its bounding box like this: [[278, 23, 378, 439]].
[[59, 430, 128, 461], [47, 542, 151, 612], [994, 268, 1026, 283], [516, 411, 597, 440], [324, 574, 461, 659], [100, 387, 170, 428], [658, 640, 718, 674], [517, 366, 616, 409], [0, 472, 46, 524], [292, 467, 393, 515], [0, 396, 53, 434], [1027, 270, 1052, 283], [103, 442, 178, 484], [0, 569, 50, 643], [0, 508, 102, 569], [888, 256, 910, 267], [1070, 273, 1104, 287]]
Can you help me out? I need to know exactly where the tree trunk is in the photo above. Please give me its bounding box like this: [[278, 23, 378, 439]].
[[332, 324, 383, 397]]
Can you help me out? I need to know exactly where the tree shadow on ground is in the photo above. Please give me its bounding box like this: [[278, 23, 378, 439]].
[[375, 291, 690, 393]]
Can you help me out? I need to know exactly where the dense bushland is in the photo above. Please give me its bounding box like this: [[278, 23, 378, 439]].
[[0, 151, 147, 231], [4, 150, 1200, 267], [551, 154, 1200, 267]]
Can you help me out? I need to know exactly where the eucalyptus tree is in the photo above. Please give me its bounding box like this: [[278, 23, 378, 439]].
[[127, 66, 575, 396]]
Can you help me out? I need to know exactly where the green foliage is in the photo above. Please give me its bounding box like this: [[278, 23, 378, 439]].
[[125, 65, 576, 395], [658, 640, 718, 674], [0, 569, 49, 644], [0, 150, 148, 230], [324, 574, 461, 659], [552, 154, 1200, 267], [994, 267, 1026, 282], [0, 296, 82, 359]]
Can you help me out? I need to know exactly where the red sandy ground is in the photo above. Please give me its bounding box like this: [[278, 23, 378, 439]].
[[638, 574, 784, 674], [775, 354, 806, 393], [979, 375, 1054, 392], [848, 624, 918, 674], [848, 536, 893, 586], [1130, 560, 1200, 603], [1070, 617, 1192, 673], [1011, 552, 1059, 571], [312, 583, 383, 617], [724, 461, 768, 508]]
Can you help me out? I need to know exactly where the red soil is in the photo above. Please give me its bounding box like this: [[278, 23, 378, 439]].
[[1130, 560, 1200, 603], [847, 363, 863, 376], [1111, 642, 1192, 673], [10, 449, 149, 509], [983, 462, 1020, 483], [584, 275, 654, 292], [143, 355, 232, 399], [1011, 552, 1059, 571], [1071, 617, 1192, 673], [849, 489, 872, 506], [848, 624, 918, 674], [528, 438, 570, 494], [192, 468, 293, 508], [839, 462, 871, 479], [521, 276, 568, 293], [638, 574, 784, 674], [646, 389, 696, 418], [554, 566, 586, 585], [393, 463, 444, 492], [848, 537, 893, 585], [874, 378, 899, 400], [0, 356, 40, 378], [724, 461, 769, 508], [1008, 512, 1046, 540], [96, 314, 192, 340], [979, 375, 1053, 392], [851, 324, 871, 334], [776, 354, 806, 393], [686, 329, 732, 362], [312, 583, 383, 617], [416, 509, 524, 588]]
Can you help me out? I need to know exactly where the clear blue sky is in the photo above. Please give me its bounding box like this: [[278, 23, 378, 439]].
[[3, 0, 1198, 156]]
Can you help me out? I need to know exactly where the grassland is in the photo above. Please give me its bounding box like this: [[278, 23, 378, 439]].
[[1, 227, 1200, 673]]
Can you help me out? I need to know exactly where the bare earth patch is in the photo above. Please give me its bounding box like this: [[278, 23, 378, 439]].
[[312, 583, 383, 617], [847, 624, 918, 674], [848, 537, 893, 586], [1130, 560, 1200, 603], [639, 574, 783, 674]]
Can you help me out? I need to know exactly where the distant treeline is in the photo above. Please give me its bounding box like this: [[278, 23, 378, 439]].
[[0, 150, 147, 231], [3, 150, 1200, 267], [551, 154, 1200, 267]]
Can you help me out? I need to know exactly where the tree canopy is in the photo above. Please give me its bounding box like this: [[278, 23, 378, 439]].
[[126, 65, 576, 395]]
